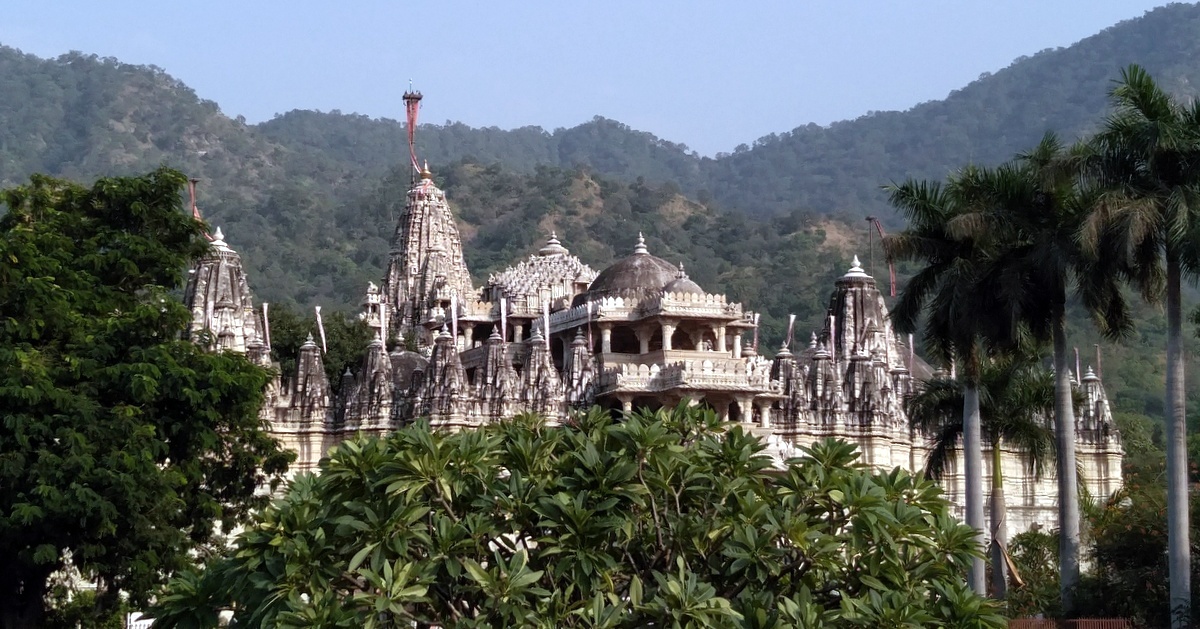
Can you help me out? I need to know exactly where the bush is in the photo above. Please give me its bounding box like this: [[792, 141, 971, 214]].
[[151, 404, 1004, 628]]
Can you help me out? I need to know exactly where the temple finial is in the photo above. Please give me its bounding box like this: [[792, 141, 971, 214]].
[[634, 232, 648, 255], [844, 255, 869, 278]]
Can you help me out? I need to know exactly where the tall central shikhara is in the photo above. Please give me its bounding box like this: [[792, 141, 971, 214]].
[[382, 89, 474, 347]]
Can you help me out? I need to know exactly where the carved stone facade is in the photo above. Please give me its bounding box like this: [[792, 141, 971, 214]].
[[185, 168, 1124, 541]]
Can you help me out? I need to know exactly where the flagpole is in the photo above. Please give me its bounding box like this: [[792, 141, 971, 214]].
[[315, 306, 328, 354]]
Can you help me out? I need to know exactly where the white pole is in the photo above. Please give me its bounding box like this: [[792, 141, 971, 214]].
[[500, 296, 507, 342], [262, 302, 271, 348], [315, 306, 327, 354], [380, 296, 388, 346], [543, 300, 551, 352]]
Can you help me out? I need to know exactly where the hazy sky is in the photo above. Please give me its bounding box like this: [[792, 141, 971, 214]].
[[0, 1, 1176, 156]]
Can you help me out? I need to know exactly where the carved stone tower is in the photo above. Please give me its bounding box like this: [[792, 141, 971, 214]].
[[183, 227, 262, 352], [382, 168, 474, 350]]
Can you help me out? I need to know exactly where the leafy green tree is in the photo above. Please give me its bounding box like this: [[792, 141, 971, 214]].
[[1004, 529, 1061, 619], [1085, 64, 1200, 627], [151, 405, 1005, 628], [0, 168, 292, 627], [939, 135, 1133, 612], [906, 355, 1056, 600], [885, 177, 1011, 595], [1075, 455, 1200, 628]]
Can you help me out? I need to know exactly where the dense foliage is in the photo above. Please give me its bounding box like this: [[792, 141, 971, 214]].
[[0, 169, 292, 627], [1075, 455, 1200, 627], [151, 405, 1004, 628]]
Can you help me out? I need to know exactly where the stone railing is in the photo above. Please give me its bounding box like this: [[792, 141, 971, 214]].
[[595, 356, 774, 394], [637, 291, 744, 319]]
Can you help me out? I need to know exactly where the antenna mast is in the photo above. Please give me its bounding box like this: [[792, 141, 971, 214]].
[[403, 81, 423, 184]]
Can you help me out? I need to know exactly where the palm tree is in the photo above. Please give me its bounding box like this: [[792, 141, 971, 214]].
[[947, 136, 1133, 613], [885, 178, 1003, 595], [1085, 64, 1200, 628], [907, 355, 1056, 600]]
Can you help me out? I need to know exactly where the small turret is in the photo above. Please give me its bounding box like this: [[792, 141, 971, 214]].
[[565, 328, 595, 407], [292, 334, 331, 426], [521, 328, 563, 419], [413, 327, 468, 426]]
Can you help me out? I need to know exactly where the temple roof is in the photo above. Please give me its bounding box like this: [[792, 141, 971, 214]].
[[582, 233, 678, 301], [488, 233, 597, 299], [663, 262, 703, 295]]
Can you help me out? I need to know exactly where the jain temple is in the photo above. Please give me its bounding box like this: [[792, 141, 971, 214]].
[[182, 103, 1124, 540]]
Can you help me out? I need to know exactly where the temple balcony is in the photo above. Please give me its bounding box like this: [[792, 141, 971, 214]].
[[594, 353, 776, 395]]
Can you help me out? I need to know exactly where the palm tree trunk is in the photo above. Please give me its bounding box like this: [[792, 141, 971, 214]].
[[990, 442, 1008, 599], [1165, 249, 1190, 628], [964, 381, 986, 595], [1052, 306, 1080, 614]]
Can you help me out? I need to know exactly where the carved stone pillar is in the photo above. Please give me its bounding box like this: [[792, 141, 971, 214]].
[[618, 394, 633, 415], [638, 327, 650, 354], [756, 400, 772, 429], [662, 321, 676, 351], [600, 324, 613, 354], [716, 325, 726, 352], [732, 331, 743, 359], [462, 323, 475, 351], [514, 323, 524, 343]]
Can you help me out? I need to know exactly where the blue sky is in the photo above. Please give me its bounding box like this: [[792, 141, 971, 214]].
[[0, 1, 1175, 156]]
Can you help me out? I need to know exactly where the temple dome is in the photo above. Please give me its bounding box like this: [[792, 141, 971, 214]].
[[579, 233, 678, 302], [663, 262, 703, 295]]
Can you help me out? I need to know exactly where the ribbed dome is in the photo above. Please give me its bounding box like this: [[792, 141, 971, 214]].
[[577, 233, 677, 302], [663, 262, 703, 295]]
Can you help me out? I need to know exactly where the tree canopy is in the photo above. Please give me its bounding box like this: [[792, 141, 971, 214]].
[[151, 405, 1004, 628], [0, 168, 292, 627]]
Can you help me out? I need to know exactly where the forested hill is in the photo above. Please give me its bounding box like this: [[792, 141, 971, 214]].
[[256, 3, 1200, 222], [5, 4, 1200, 225]]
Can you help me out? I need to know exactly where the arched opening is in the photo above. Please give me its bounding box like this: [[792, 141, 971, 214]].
[[551, 336, 566, 372], [729, 399, 744, 423], [648, 329, 663, 352], [599, 396, 624, 420], [671, 328, 695, 350], [471, 324, 494, 348], [409, 369, 425, 390], [610, 326, 639, 354]]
